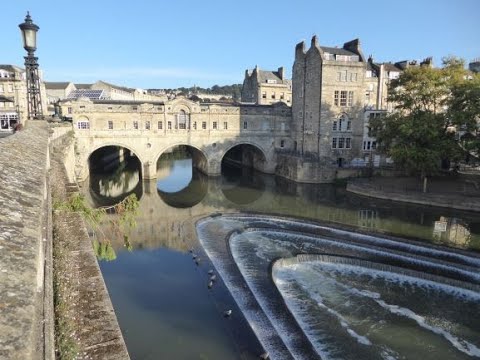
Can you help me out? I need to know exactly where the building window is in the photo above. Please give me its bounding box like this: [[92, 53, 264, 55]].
[[108, 121, 113, 130], [223, 122, 228, 130], [243, 121, 248, 129], [168, 121, 172, 130], [338, 137, 345, 149], [77, 121, 89, 130], [68, 107, 73, 114], [132, 106, 138, 111], [193, 121, 197, 130], [7, 84, 14, 92], [0, 85, 4, 93], [178, 110, 189, 129], [332, 121, 337, 131], [213, 121, 217, 130], [340, 91, 347, 106], [347, 120, 351, 131], [350, 73, 357, 82], [271, 93, 276, 99], [280, 93, 285, 100], [133, 121, 139, 129], [346, 137, 351, 149], [332, 138, 337, 149], [145, 121, 150, 130], [372, 141, 377, 150], [202, 121, 206, 130], [334, 91, 339, 106], [262, 91, 267, 99], [280, 139, 285, 148], [158, 121, 163, 130], [348, 91, 354, 106]]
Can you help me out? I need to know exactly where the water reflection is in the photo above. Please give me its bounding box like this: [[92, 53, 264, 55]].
[[83, 153, 480, 360]]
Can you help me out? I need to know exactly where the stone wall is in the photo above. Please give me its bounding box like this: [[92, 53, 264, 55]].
[[0, 121, 52, 359]]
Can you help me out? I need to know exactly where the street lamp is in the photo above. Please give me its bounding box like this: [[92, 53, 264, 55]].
[[19, 12, 43, 120]]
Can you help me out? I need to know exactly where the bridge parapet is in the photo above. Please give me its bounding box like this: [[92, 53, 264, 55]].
[[0, 122, 52, 359]]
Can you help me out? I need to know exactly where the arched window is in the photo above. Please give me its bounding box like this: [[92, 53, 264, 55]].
[[177, 110, 190, 129], [334, 114, 350, 132]]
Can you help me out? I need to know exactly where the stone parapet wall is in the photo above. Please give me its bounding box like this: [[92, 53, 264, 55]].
[[0, 122, 51, 359]]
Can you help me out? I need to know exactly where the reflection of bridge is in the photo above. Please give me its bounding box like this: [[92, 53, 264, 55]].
[[61, 97, 292, 180]]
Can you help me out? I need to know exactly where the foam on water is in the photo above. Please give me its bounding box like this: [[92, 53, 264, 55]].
[[196, 214, 480, 360], [275, 259, 480, 358]]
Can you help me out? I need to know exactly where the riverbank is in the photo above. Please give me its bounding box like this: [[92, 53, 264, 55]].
[[50, 130, 130, 359], [347, 177, 480, 212]]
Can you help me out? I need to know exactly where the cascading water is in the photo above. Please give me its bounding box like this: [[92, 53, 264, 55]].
[[196, 214, 480, 360]]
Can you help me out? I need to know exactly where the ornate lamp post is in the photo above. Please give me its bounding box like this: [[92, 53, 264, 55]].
[[19, 12, 43, 120]]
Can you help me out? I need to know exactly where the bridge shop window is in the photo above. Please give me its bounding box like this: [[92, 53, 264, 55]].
[[202, 121, 206, 130], [193, 121, 197, 130], [77, 120, 90, 130], [223, 122, 228, 130], [213, 121, 217, 130], [280, 139, 285, 148], [262, 91, 267, 99], [133, 121, 139, 130], [243, 121, 248, 129], [168, 121, 172, 130], [108, 120, 113, 130], [145, 121, 151, 130], [177, 110, 189, 129], [132, 106, 138, 111], [157, 121, 163, 130]]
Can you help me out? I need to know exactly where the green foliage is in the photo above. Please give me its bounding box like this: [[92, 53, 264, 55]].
[[56, 193, 140, 260], [371, 57, 479, 178], [93, 239, 117, 261]]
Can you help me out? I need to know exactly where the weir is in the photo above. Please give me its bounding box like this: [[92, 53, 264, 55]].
[[196, 214, 480, 360]]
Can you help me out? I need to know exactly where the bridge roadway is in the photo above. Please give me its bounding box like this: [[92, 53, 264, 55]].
[[60, 97, 292, 181]]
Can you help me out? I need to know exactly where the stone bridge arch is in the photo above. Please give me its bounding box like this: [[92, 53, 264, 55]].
[[76, 140, 147, 182], [219, 140, 276, 174]]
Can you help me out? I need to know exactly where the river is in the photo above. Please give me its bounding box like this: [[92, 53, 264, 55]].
[[83, 149, 480, 360]]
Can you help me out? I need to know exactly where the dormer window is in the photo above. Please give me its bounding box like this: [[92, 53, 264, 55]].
[[266, 79, 277, 84]]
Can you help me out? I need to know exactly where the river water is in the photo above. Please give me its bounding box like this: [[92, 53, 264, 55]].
[[83, 151, 480, 360]]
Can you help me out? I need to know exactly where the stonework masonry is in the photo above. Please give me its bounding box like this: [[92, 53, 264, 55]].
[[0, 122, 51, 359]]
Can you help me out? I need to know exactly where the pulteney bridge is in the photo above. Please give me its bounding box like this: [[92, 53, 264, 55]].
[[59, 97, 292, 181]]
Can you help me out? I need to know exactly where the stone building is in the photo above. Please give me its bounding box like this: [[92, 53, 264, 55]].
[[241, 66, 292, 105], [0, 64, 47, 126]]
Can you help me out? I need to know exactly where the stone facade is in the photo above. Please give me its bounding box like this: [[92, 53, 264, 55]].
[[59, 97, 291, 181], [241, 66, 292, 105], [0, 64, 47, 126]]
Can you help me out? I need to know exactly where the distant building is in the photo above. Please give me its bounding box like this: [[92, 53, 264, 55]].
[[0, 64, 47, 125], [241, 66, 292, 105], [469, 58, 480, 73]]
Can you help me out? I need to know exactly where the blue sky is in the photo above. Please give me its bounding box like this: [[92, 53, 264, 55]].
[[2, 0, 479, 89]]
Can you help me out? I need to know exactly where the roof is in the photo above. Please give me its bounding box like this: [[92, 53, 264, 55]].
[[0, 65, 24, 73], [45, 82, 71, 90], [257, 70, 288, 85], [320, 46, 356, 56], [0, 95, 14, 103], [91, 99, 165, 106], [74, 83, 92, 89], [383, 63, 402, 72], [95, 80, 135, 93]]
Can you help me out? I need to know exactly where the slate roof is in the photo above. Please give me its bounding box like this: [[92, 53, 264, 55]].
[[0, 65, 24, 73], [45, 82, 71, 90], [96, 80, 135, 93], [257, 70, 289, 85], [383, 63, 402, 72], [74, 83, 92, 89], [320, 46, 356, 56]]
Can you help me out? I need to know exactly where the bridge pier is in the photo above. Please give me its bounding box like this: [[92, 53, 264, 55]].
[[143, 160, 157, 180]]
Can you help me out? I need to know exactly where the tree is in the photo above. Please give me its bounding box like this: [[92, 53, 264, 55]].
[[370, 57, 478, 192]]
